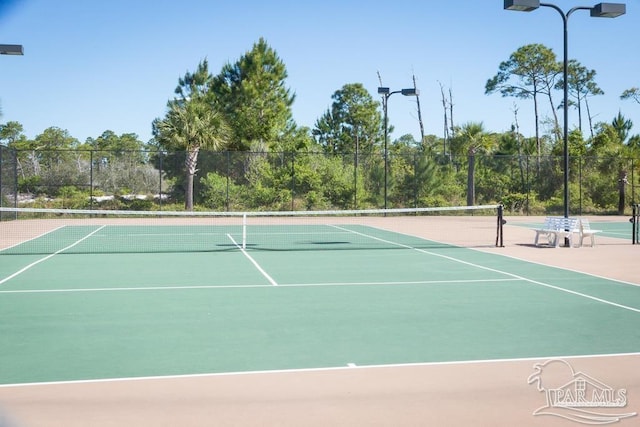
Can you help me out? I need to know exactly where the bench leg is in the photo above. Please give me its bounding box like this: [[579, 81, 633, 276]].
[[555, 232, 574, 248], [534, 231, 550, 246], [545, 232, 556, 247], [579, 233, 595, 247]]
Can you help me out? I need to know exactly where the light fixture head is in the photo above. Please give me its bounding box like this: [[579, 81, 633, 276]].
[[504, 0, 540, 12], [591, 3, 626, 18], [377, 87, 390, 95], [0, 44, 24, 55], [401, 88, 419, 96]]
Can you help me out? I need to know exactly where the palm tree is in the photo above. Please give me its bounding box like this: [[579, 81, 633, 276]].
[[153, 99, 228, 210], [153, 60, 230, 210], [451, 122, 497, 206]]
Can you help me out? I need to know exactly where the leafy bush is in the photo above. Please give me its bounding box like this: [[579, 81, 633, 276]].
[[200, 172, 243, 211], [58, 186, 90, 209]]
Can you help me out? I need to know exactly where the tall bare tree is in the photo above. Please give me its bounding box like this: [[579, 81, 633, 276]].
[[556, 60, 603, 138]]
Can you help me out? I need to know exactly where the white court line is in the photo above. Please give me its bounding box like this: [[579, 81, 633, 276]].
[[226, 233, 278, 286], [3, 225, 638, 314], [0, 278, 524, 294], [0, 225, 107, 286], [2, 351, 639, 389], [97, 232, 226, 237], [478, 248, 640, 288], [0, 284, 271, 294], [364, 222, 640, 287], [332, 225, 640, 315], [281, 278, 522, 287]]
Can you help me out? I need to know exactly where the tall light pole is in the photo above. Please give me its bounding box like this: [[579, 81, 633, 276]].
[[0, 43, 23, 219], [378, 86, 419, 210], [504, 1, 625, 228]]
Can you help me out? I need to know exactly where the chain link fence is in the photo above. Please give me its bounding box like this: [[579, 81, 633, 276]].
[[1, 145, 638, 215]]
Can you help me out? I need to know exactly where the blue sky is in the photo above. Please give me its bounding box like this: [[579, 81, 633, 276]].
[[0, 0, 638, 145]]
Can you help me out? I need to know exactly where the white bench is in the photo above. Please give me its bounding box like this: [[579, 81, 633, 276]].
[[576, 218, 602, 247], [533, 216, 579, 248]]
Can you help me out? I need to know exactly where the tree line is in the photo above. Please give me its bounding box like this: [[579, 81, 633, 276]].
[[1, 38, 639, 214]]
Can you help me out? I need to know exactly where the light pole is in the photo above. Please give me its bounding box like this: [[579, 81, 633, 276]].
[[504, 0, 625, 235], [378, 86, 419, 210], [0, 43, 23, 219]]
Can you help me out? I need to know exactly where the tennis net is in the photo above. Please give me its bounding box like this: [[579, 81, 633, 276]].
[[0, 205, 503, 255]]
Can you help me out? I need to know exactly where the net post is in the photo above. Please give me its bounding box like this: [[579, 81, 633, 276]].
[[242, 213, 247, 250], [633, 204, 638, 245], [496, 204, 505, 247]]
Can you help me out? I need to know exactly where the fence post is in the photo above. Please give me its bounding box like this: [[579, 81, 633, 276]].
[[12, 149, 17, 211], [158, 150, 164, 210], [89, 150, 94, 209], [413, 153, 418, 208], [226, 151, 230, 212], [578, 157, 582, 216], [291, 152, 295, 211], [354, 150, 358, 209], [631, 158, 636, 207], [525, 155, 530, 216], [0, 145, 3, 214]]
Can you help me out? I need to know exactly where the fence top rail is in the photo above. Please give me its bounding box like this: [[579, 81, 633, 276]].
[[3, 147, 640, 161]]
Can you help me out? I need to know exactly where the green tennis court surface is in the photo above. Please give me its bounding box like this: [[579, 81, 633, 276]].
[[1, 221, 640, 386]]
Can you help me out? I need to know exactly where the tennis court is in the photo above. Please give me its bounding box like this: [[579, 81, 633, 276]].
[[0, 209, 639, 426]]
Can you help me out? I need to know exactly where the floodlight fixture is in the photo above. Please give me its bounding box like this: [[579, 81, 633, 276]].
[[0, 44, 23, 55], [591, 3, 626, 17], [504, 0, 540, 12]]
